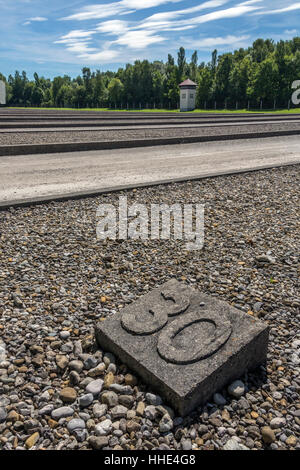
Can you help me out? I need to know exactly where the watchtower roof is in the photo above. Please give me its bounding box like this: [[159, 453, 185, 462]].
[[179, 79, 197, 87]]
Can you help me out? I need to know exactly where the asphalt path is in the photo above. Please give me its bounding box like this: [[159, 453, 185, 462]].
[[1, 135, 299, 208]]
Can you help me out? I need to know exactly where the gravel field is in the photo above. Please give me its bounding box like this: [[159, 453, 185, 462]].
[[1, 121, 300, 146], [0, 164, 299, 451]]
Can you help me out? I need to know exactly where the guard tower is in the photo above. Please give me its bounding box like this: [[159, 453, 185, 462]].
[[0, 81, 6, 106], [179, 79, 197, 112]]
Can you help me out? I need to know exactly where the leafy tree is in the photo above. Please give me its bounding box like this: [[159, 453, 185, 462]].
[[196, 68, 213, 107], [190, 51, 198, 81], [108, 78, 124, 105], [31, 86, 44, 107], [214, 54, 233, 102], [177, 47, 186, 82]]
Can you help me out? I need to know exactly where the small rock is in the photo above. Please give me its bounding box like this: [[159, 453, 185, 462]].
[[213, 393, 227, 406], [270, 417, 286, 429], [69, 371, 81, 385], [60, 387, 77, 404], [110, 405, 128, 419], [228, 380, 245, 398], [109, 384, 133, 395], [101, 391, 119, 407], [93, 403, 107, 419], [136, 402, 145, 417], [79, 393, 94, 408], [25, 432, 40, 449], [7, 410, 19, 422], [119, 395, 134, 409], [38, 404, 54, 416], [125, 374, 138, 387], [181, 439, 192, 451], [159, 414, 174, 433], [73, 429, 87, 442], [127, 410, 136, 420], [104, 372, 115, 388], [127, 420, 141, 433], [84, 356, 98, 370], [69, 360, 84, 373], [95, 419, 112, 436], [59, 331, 71, 340], [24, 419, 40, 433], [0, 407, 7, 423], [145, 405, 158, 420], [224, 437, 249, 450], [88, 363, 106, 377], [56, 355, 69, 370], [67, 418, 86, 433], [89, 436, 109, 450], [261, 426, 276, 444], [286, 435, 297, 447], [103, 352, 115, 366], [107, 363, 117, 374], [146, 393, 163, 406], [32, 355, 44, 368], [51, 407, 74, 420], [86, 379, 104, 396], [255, 254, 276, 264], [272, 391, 283, 400]]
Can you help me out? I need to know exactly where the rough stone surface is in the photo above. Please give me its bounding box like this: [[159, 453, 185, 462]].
[[0, 164, 298, 451], [96, 279, 269, 415]]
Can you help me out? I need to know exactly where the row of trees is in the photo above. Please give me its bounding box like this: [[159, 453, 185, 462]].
[[1, 37, 300, 110]]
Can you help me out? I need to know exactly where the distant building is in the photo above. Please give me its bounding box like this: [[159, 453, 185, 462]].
[[179, 79, 197, 112], [0, 81, 6, 106]]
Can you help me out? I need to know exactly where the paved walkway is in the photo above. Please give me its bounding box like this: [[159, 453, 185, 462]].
[[0, 135, 299, 207]]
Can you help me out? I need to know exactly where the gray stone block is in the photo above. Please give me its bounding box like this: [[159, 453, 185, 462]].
[[95, 280, 269, 416]]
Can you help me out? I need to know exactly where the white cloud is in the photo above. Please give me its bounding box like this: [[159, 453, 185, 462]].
[[54, 29, 98, 56], [137, 3, 262, 32], [79, 49, 121, 62], [59, 30, 96, 40], [56, 0, 265, 64], [23, 16, 48, 26], [122, 0, 181, 7], [96, 20, 129, 35], [62, 0, 182, 21], [239, 0, 263, 5], [113, 30, 166, 48], [145, 0, 229, 22], [189, 4, 263, 25], [29, 17, 48, 22], [67, 42, 97, 54], [254, 2, 300, 15], [284, 29, 298, 35], [190, 34, 250, 48]]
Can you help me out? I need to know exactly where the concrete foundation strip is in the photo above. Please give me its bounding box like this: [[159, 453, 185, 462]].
[[1, 129, 300, 157]]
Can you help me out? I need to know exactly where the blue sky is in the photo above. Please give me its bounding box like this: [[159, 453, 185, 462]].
[[0, 0, 299, 79]]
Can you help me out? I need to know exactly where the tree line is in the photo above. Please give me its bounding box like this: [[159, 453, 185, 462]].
[[1, 37, 300, 110]]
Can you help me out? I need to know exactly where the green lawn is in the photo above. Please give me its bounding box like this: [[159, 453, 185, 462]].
[[8, 106, 300, 114]]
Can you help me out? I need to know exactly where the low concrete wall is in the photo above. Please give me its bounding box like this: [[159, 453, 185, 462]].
[[1, 129, 300, 157]]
